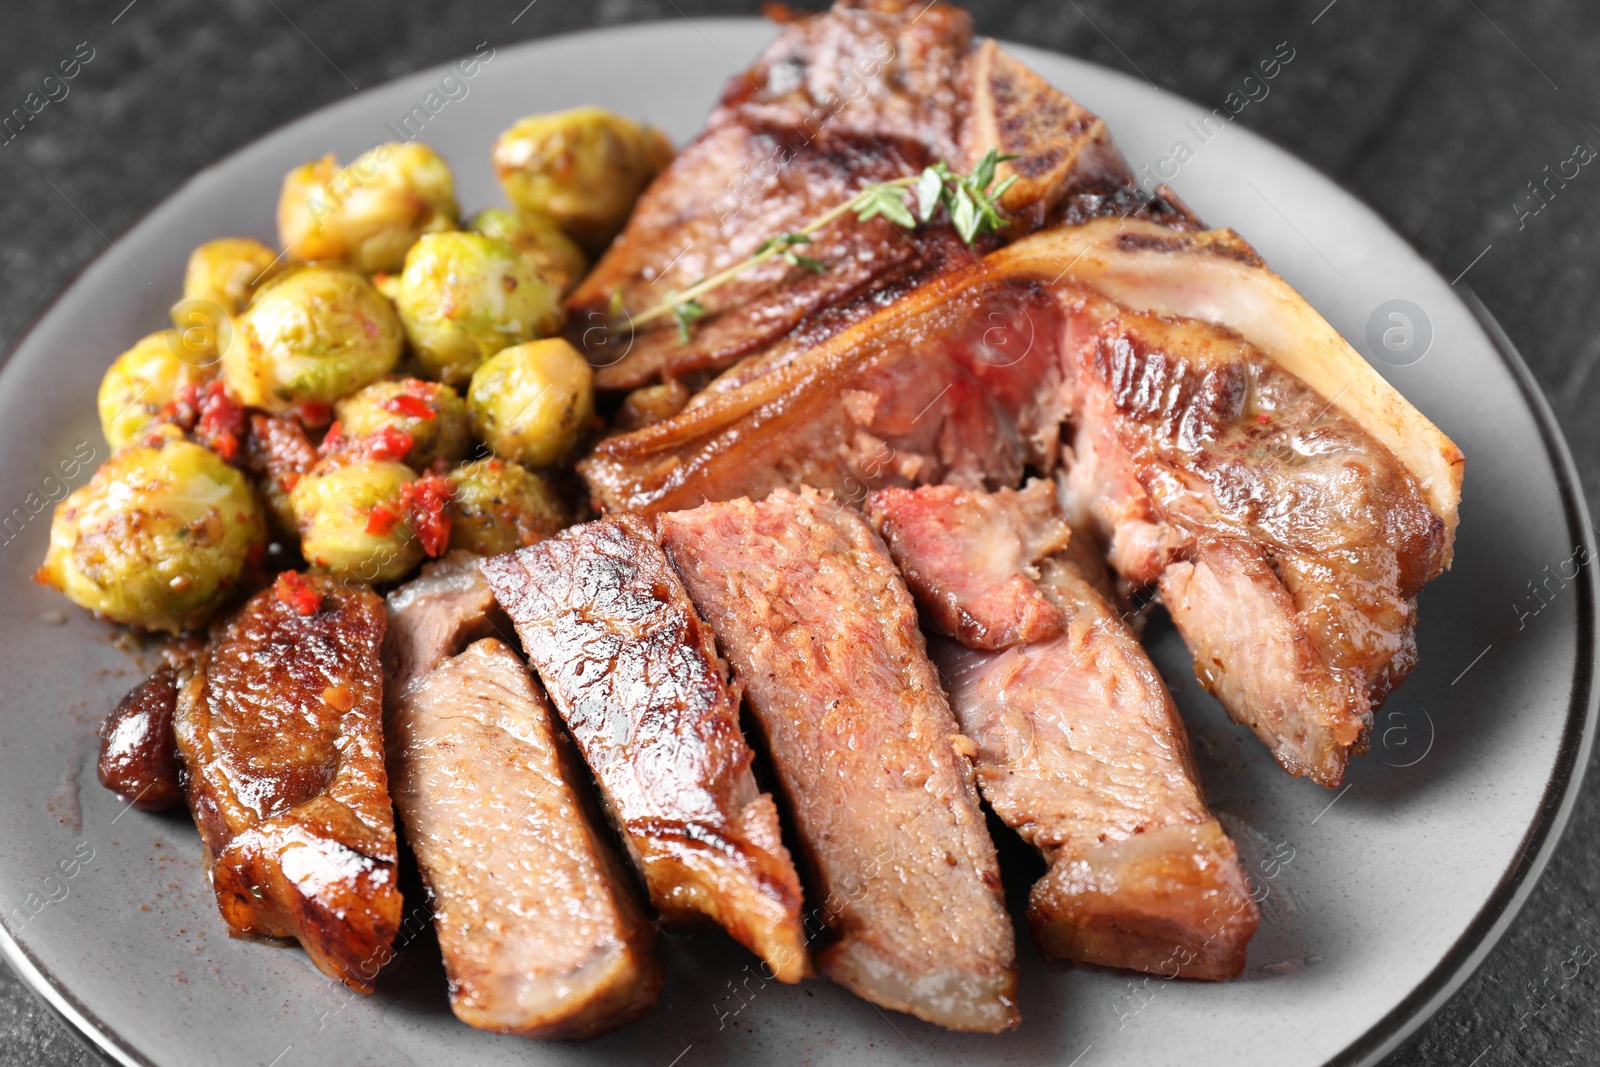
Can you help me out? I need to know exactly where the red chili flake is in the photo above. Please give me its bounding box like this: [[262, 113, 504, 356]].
[[381, 393, 436, 420], [279, 471, 301, 493], [400, 474, 454, 558], [1255, 414, 1271, 424], [291, 400, 333, 429], [364, 424, 415, 462], [365, 505, 402, 536], [321, 685, 353, 711], [274, 571, 323, 616], [195, 381, 246, 462]]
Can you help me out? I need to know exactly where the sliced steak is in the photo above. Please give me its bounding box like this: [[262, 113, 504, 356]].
[[387, 638, 662, 1037], [173, 572, 400, 993], [594, 220, 1463, 787], [870, 481, 1257, 979], [381, 550, 507, 712], [568, 0, 1166, 392], [480, 515, 808, 983], [868, 480, 1069, 648], [657, 487, 1018, 1032]]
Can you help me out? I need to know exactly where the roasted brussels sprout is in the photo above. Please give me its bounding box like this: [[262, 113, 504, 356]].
[[467, 338, 594, 469], [332, 378, 471, 470], [176, 238, 283, 318], [38, 429, 268, 633], [445, 458, 568, 555], [490, 107, 674, 251], [97, 330, 215, 449], [226, 266, 402, 410], [469, 208, 588, 296], [395, 231, 563, 386], [289, 457, 421, 582], [276, 143, 459, 273]]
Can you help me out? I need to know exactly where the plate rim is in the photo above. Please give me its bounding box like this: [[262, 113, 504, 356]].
[[0, 17, 1595, 1067]]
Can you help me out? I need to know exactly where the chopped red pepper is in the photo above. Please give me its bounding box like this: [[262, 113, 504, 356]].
[[365, 505, 402, 536], [364, 423, 415, 462], [195, 380, 246, 462], [382, 393, 436, 420], [318, 420, 347, 456], [290, 400, 333, 429], [400, 473, 454, 558], [1255, 413, 1271, 424], [274, 571, 323, 616]]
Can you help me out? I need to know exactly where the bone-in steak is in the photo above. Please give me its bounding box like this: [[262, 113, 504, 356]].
[[387, 638, 662, 1037], [173, 572, 400, 992], [481, 515, 809, 983], [657, 487, 1019, 1032]]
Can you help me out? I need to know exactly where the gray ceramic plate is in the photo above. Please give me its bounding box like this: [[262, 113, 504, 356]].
[[0, 18, 1593, 1067]]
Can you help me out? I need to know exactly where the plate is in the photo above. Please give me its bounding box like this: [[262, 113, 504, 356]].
[[0, 18, 1593, 1067]]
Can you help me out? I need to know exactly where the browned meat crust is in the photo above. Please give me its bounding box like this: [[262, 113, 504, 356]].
[[173, 574, 401, 993], [98, 658, 188, 812], [480, 515, 809, 983], [657, 487, 1019, 1032], [387, 639, 663, 1038], [870, 482, 1257, 979], [1060, 301, 1448, 785], [568, 0, 1160, 392]]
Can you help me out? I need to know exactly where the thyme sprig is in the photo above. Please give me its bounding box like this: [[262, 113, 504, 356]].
[[622, 148, 1020, 342]]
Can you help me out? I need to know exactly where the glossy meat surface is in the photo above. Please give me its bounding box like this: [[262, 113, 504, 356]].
[[481, 515, 808, 982], [872, 482, 1256, 979], [387, 638, 662, 1038], [657, 487, 1018, 1032], [98, 656, 188, 812], [173, 574, 400, 992], [568, 0, 1145, 391], [382, 550, 507, 712]]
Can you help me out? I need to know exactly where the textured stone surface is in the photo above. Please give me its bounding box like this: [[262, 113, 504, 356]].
[[2, 1, 1596, 1064]]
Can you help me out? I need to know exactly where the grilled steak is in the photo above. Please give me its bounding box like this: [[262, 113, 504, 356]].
[[382, 550, 507, 711], [481, 515, 809, 983], [568, 0, 1161, 392], [594, 221, 1462, 787], [657, 487, 1019, 1032], [869, 481, 1258, 979], [173, 572, 400, 993], [387, 638, 662, 1037]]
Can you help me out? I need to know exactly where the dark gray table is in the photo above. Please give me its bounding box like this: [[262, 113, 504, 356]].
[[3, 1, 1596, 1064]]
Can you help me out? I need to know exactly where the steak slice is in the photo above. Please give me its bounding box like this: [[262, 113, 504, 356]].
[[657, 487, 1018, 1032], [480, 515, 809, 983], [387, 638, 662, 1037], [173, 572, 400, 993], [381, 550, 507, 712], [568, 0, 1163, 392], [869, 481, 1257, 979]]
